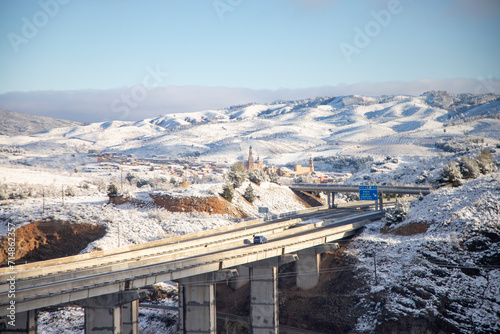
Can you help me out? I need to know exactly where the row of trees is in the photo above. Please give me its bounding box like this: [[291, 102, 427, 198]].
[[221, 163, 267, 203]]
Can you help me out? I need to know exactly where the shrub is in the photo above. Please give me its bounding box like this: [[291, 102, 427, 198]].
[[384, 199, 410, 226], [64, 186, 76, 197], [221, 184, 234, 202], [441, 161, 462, 187], [243, 184, 256, 203], [249, 169, 266, 185], [459, 156, 480, 179], [477, 148, 495, 174], [126, 172, 136, 183], [107, 184, 119, 197], [227, 162, 247, 188]]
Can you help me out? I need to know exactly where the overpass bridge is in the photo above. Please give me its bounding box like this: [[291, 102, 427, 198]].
[[290, 183, 432, 210], [0, 207, 384, 334]]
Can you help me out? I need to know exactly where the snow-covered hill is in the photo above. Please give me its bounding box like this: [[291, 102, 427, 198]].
[[1, 92, 498, 165], [0, 110, 82, 136], [352, 171, 500, 333]]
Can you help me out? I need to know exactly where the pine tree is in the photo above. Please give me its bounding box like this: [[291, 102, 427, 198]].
[[243, 184, 256, 203], [107, 183, 118, 196], [221, 184, 234, 202]]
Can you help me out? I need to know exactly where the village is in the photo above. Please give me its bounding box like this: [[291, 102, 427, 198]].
[[83, 146, 351, 187]]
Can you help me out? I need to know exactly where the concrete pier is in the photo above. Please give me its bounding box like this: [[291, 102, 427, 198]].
[[296, 249, 320, 289], [246, 255, 297, 334], [249, 266, 278, 334], [229, 265, 249, 290], [296, 243, 340, 290], [178, 270, 238, 334], [0, 309, 37, 334], [75, 290, 146, 334]]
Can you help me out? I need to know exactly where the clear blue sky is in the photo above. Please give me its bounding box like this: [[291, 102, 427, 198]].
[[0, 0, 499, 122], [1, 0, 499, 93]]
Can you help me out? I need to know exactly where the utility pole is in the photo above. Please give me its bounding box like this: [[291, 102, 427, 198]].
[[120, 168, 123, 193], [61, 185, 64, 207], [42, 189, 45, 214]]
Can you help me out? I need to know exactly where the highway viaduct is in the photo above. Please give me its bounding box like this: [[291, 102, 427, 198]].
[[290, 183, 431, 210], [0, 207, 385, 334], [0, 184, 430, 333]]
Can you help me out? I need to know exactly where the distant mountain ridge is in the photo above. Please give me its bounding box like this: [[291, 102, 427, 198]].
[[0, 92, 499, 161], [0, 110, 82, 136]]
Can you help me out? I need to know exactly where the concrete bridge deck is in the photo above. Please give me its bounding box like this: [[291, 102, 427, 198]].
[[0, 207, 384, 333], [290, 183, 432, 195]]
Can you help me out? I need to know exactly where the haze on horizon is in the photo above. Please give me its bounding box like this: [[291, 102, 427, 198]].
[[0, 0, 499, 123]]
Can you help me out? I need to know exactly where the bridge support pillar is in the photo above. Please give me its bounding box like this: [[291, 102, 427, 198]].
[[229, 265, 249, 290], [327, 192, 336, 209], [246, 255, 297, 334], [379, 191, 384, 210], [296, 243, 340, 289], [250, 266, 278, 334], [178, 270, 238, 334], [74, 290, 146, 334], [1, 309, 37, 334], [296, 249, 320, 289]]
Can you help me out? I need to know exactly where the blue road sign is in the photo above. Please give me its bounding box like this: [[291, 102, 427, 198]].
[[359, 185, 378, 201]]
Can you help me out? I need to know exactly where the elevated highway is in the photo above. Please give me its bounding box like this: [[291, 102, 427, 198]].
[[290, 183, 431, 195], [0, 207, 384, 333], [290, 183, 432, 210]]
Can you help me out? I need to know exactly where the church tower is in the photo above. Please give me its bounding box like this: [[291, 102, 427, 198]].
[[248, 146, 254, 171], [309, 157, 314, 173]]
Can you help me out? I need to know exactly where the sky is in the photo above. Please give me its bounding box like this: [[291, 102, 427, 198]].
[[0, 0, 499, 122]]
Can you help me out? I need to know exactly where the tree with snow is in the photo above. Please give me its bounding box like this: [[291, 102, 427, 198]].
[[442, 161, 462, 187], [221, 184, 234, 202], [107, 183, 119, 197], [227, 162, 247, 188], [477, 148, 495, 174], [249, 169, 266, 185], [243, 184, 256, 203], [459, 156, 480, 179]]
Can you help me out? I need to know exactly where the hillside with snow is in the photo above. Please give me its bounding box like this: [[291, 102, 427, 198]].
[[352, 171, 500, 333], [0, 110, 82, 136], [1, 91, 499, 166]]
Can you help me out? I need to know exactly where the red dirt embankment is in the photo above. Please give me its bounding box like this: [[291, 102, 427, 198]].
[[149, 193, 244, 218], [0, 219, 106, 266]]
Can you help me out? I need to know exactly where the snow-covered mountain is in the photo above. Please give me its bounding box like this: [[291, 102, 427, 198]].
[[0, 110, 82, 136], [1, 92, 499, 165]]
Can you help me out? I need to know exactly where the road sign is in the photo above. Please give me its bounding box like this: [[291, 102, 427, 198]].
[[258, 207, 269, 213], [359, 185, 378, 201]]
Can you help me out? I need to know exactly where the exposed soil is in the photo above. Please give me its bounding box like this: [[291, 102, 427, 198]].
[[381, 222, 431, 236], [150, 194, 245, 218], [0, 219, 106, 266]]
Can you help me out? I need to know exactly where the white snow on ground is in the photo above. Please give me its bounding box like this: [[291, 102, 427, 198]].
[[0, 165, 87, 186], [351, 172, 500, 333]]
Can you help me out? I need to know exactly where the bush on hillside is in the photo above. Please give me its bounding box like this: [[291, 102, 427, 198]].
[[249, 169, 266, 185], [243, 184, 256, 203], [221, 184, 234, 202], [227, 162, 247, 188], [107, 184, 119, 197]]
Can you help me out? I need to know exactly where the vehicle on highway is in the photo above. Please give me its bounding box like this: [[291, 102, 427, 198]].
[[253, 235, 267, 244]]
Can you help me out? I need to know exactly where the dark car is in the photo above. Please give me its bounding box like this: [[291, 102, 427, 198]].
[[253, 235, 267, 244]]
